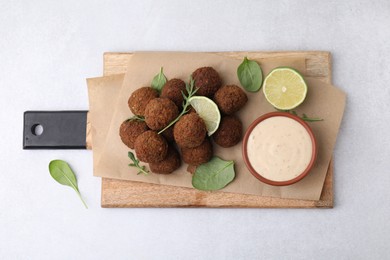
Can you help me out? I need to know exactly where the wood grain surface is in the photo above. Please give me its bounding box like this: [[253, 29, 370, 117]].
[[89, 51, 333, 208]]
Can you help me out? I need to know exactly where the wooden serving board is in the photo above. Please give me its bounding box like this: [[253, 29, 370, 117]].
[[91, 51, 333, 208]]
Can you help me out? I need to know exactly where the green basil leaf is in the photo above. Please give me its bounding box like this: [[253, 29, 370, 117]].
[[151, 67, 167, 92], [192, 157, 235, 191], [49, 160, 88, 208], [237, 57, 263, 92]]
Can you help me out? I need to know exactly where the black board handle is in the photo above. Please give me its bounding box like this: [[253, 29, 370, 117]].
[[23, 111, 88, 149]]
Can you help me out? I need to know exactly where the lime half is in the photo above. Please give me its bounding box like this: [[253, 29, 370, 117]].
[[263, 67, 307, 110], [188, 96, 221, 136]]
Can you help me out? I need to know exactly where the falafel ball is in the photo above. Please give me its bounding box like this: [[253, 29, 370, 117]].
[[174, 113, 207, 148], [186, 164, 197, 174], [181, 138, 213, 165], [187, 105, 197, 114], [160, 78, 187, 108], [144, 98, 179, 131], [192, 67, 222, 97], [213, 115, 243, 148], [119, 119, 149, 149], [149, 146, 181, 174], [134, 130, 168, 163], [161, 125, 175, 143], [128, 87, 159, 116], [213, 85, 248, 115]]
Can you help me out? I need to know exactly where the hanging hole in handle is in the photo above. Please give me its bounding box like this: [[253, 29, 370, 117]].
[[31, 124, 44, 136]]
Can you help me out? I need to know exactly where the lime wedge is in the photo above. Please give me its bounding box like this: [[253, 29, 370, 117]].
[[263, 67, 307, 110], [188, 96, 221, 136]]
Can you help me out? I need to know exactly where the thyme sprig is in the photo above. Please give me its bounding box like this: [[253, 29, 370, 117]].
[[128, 152, 149, 175], [158, 77, 198, 134]]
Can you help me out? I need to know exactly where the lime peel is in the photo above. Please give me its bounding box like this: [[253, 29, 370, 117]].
[[188, 96, 221, 136]]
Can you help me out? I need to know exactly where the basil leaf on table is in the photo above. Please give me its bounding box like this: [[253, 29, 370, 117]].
[[237, 57, 263, 92], [151, 67, 167, 92], [49, 160, 88, 208], [192, 157, 235, 191]]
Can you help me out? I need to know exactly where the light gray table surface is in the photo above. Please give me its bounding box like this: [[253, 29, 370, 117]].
[[1, 1, 389, 259]]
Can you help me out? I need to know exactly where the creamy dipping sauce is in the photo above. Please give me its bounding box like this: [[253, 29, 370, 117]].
[[247, 116, 313, 182]]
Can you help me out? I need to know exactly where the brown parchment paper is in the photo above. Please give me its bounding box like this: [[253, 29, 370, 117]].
[[87, 74, 125, 169], [90, 52, 346, 201]]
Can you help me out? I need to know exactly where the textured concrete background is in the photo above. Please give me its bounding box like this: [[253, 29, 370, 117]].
[[1, 1, 389, 259]]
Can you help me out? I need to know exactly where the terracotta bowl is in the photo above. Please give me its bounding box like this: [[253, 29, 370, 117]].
[[242, 112, 317, 186]]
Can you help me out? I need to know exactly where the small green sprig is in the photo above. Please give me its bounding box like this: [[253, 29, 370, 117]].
[[158, 77, 198, 134], [128, 152, 149, 175], [291, 111, 323, 122], [127, 115, 145, 122]]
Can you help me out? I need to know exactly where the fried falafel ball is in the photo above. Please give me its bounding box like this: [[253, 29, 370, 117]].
[[186, 164, 197, 174], [213, 85, 248, 115], [128, 87, 159, 116], [173, 113, 207, 148], [134, 130, 168, 163], [187, 105, 197, 114], [181, 137, 213, 165], [149, 146, 181, 174], [119, 119, 149, 149], [213, 115, 243, 148], [160, 79, 187, 108], [161, 125, 175, 143], [144, 98, 179, 131], [191, 67, 222, 97]]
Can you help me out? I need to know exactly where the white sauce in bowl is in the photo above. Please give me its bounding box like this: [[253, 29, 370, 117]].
[[247, 116, 313, 182]]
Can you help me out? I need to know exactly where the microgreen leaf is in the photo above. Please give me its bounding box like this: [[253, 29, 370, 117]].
[[192, 157, 235, 191], [128, 152, 149, 175], [237, 57, 263, 92], [151, 67, 167, 93], [49, 160, 88, 208]]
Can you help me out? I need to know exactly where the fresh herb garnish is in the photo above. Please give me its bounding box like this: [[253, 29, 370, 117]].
[[127, 115, 145, 122], [151, 67, 167, 93], [237, 57, 263, 92], [291, 111, 323, 122], [128, 151, 149, 175], [192, 157, 235, 191], [158, 77, 198, 134], [49, 160, 88, 208]]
